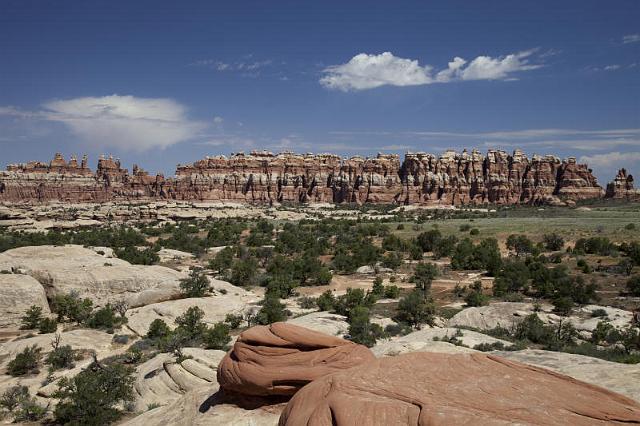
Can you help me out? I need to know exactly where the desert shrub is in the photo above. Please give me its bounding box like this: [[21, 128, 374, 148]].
[[202, 323, 231, 350], [626, 223, 637, 230], [371, 276, 384, 297], [20, 305, 43, 330], [180, 268, 211, 298], [174, 306, 207, 340], [574, 237, 614, 256], [46, 344, 75, 371], [412, 262, 439, 292], [408, 243, 423, 260], [451, 238, 501, 275], [464, 280, 489, 307], [416, 229, 441, 252], [0, 386, 46, 422], [7, 345, 42, 376], [432, 235, 458, 259], [224, 313, 243, 329], [395, 290, 436, 328], [506, 234, 536, 256], [381, 251, 403, 270], [459, 224, 471, 232], [347, 306, 382, 347], [383, 285, 400, 299], [627, 275, 640, 296], [86, 305, 119, 330], [514, 314, 552, 344], [38, 317, 58, 334], [543, 233, 564, 251], [53, 292, 94, 324], [297, 296, 317, 309], [209, 246, 235, 272], [470, 228, 479, 236], [114, 246, 159, 265], [255, 295, 287, 325], [493, 260, 529, 296], [229, 257, 259, 287], [316, 290, 336, 311], [591, 308, 608, 318], [53, 362, 135, 426], [333, 288, 372, 317], [146, 319, 171, 340]]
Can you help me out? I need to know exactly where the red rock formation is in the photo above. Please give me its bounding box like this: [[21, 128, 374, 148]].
[[606, 168, 640, 200], [279, 352, 640, 426], [217, 322, 375, 397], [0, 150, 607, 205]]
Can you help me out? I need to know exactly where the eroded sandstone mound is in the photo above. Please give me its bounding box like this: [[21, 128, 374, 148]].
[[217, 322, 375, 396], [0, 149, 614, 206], [279, 352, 640, 426]]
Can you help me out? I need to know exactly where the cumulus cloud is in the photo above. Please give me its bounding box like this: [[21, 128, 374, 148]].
[[579, 151, 640, 178], [622, 34, 640, 44], [320, 50, 542, 91], [24, 95, 204, 152]]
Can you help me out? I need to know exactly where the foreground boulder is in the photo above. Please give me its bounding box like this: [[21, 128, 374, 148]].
[[279, 352, 640, 425], [217, 323, 375, 396], [0, 245, 184, 307], [0, 273, 50, 327]]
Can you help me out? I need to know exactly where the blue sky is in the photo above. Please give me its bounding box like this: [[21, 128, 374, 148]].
[[0, 0, 639, 181]]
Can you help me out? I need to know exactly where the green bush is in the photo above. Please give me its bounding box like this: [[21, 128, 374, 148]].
[[255, 295, 287, 325], [87, 305, 122, 330], [224, 313, 244, 329], [412, 262, 438, 292], [38, 317, 58, 334], [146, 318, 171, 340], [347, 306, 382, 347], [180, 268, 211, 298], [7, 345, 42, 376], [543, 233, 564, 251], [627, 275, 640, 296], [0, 385, 46, 422], [209, 246, 235, 272], [53, 292, 94, 324], [316, 290, 336, 311], [174, 306, 207, 340], [202, 323, 231, 350], [20, 305, 43, 330], [395, 290, 436, 328], [46, 344, 75, 371], [383, 285, 400, 299], [53, 362, 135, 426]]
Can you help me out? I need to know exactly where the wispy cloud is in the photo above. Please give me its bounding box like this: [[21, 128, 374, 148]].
[[622, 34, 640, 44], [190, 56, 273, 77], [320, 49, 543, 91], [579, 151, 640, 177], [0, 95, 205, 152]]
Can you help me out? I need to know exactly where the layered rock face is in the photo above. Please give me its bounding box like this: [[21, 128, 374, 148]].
[[606, 168, 640, 200], [279, 352, 640, 426], [0, 150, 612, 205], [217, 322, 375, 396]]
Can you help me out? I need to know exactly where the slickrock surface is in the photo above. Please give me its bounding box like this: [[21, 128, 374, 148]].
[[133, 348, 226, 411], [0, 149, 612, 206], [123, 385, 285, 426], [217, 322, 375, 396], [279, 352, 640, 426], [0, 273, 50, 328], [495, 349, 640, 402], [126, 290, 258, 336], [371, 327, 511, 357], [0, 245, 184, 307]]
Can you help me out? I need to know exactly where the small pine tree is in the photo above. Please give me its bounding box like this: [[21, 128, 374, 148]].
[[20, 305, 43, 330], [180, 268, 211, 298]]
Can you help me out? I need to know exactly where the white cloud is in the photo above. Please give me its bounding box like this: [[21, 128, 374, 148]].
[[320, 50, 543, 91], [622, 34, 640, 44], [579, 152, 640, 177], [41, 95, 204, 151], [320, 52, 433, 91], [604, 64, 621, 71], [213, 116, 224, 124], [459, 49, 541, 81]]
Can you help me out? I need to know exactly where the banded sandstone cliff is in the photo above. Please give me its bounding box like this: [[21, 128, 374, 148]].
[[0, 149, 624, 206]]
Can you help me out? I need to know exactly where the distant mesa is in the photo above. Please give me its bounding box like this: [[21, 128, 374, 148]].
[[0, 149, 637, 205]]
